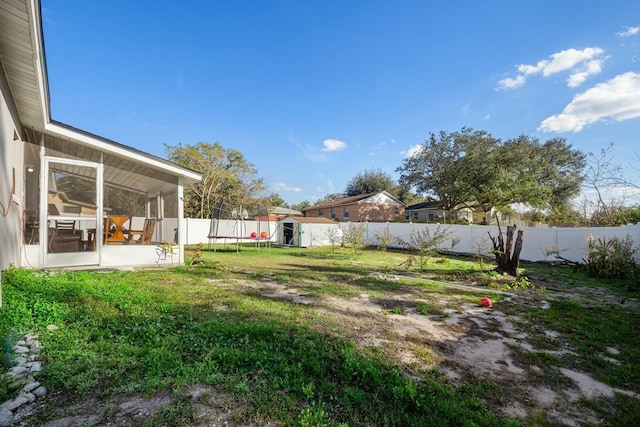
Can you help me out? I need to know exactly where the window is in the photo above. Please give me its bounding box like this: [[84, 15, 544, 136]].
[[344, 207, 349, 219], [394, 207, 399, 215], [331, 208, 336, 219], [318, 209, 323, 216]]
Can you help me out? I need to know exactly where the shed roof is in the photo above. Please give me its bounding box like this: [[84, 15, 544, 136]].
[[279, 216, 338, 224]]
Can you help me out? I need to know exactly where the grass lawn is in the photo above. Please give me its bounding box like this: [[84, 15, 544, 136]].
[[1, 245, 638, 426]]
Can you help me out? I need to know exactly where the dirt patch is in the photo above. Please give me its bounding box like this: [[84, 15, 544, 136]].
[[303, 279, 638, 426]]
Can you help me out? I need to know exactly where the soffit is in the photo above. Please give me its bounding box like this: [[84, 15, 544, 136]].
[[2, 0, 201, 189], [0, 0, 46, 130], [24, 128, 180, 195]]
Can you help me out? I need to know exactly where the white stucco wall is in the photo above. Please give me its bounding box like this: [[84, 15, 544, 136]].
[[0, 86, 24, 278]]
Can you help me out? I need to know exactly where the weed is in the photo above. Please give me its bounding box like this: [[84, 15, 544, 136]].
[[189, 242, 204, 266], [416, 301, 445, 316]]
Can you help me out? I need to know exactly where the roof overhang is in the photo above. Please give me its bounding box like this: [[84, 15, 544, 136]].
[[0, 0, 201, 190]]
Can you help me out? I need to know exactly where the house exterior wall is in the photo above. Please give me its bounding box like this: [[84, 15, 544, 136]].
[[0, 82, 24, 277], [406, 208, 473, 223], [305, 202, 404, 222]]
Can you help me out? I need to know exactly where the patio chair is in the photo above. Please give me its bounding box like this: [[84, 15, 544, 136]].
[[55, 220, 76, 234], [48, 220, 81, 253], [104, 215, 130, 244], [127, 218, 157, 245]]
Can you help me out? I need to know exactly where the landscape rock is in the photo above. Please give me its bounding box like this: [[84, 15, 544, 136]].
[[0, 333, 46, 423], [0, 407, 13, 427]]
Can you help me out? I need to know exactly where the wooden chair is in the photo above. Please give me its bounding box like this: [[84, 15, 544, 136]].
[[127, 218, 157, 245], [104, 215, 130, 244]]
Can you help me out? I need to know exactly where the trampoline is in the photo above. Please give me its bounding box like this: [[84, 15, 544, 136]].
[[207, 202, 272, 252]]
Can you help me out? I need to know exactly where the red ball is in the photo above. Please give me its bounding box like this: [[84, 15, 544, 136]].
[[481, 297, 492, 307], [250, 232, 257, 238]]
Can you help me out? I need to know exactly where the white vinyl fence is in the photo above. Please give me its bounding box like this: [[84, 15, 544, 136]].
[[182, 218, 640, 263]]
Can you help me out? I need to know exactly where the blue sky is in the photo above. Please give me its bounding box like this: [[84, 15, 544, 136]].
[[42, 1, 640, 205]]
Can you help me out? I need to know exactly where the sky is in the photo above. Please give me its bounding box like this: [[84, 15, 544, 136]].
[[41, 1, 640, 206]]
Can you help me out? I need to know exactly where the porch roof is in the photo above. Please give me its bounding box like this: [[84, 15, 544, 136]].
[[0, 0, 201, 195]]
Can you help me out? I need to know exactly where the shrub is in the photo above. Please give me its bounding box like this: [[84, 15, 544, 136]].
[[586, 234, 639, 281]]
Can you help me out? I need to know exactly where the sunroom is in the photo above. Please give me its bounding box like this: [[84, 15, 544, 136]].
[[21, 123, 201, 269], [0, 0, 201, 270]]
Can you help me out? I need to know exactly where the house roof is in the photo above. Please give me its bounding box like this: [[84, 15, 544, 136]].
[[302, 191, 405, 211], [0, 0, 201, 195], [406, 201, 446, 210], [278, 216, 338, 224]]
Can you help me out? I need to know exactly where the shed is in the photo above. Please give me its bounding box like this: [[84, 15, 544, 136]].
[[277, 217, 341, 247]]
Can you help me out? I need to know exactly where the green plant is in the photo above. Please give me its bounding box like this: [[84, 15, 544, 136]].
[[400, 225, 452, 271], [373, 226, 397, 253], [586, 234, 638, 281], [189, 242, 204, 266], [322, 227, 342, 255], [342, 222, 368, 256], [298, 404, 330, 427]]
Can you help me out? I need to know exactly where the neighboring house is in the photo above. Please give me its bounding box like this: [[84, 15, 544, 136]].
[[302, 192, 405, 222], [405, 201, 473, 223], [0, 0, 201, 273], [278, 217, 341, 247], [258, 206, 303, 222]]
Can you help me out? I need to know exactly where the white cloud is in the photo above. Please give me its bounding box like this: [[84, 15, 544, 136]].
[[538, 72, 640, 132], [401, 144, 422, 158], [617, 26, 640, 37], [322, 139, 347, 152], [289, 132, 328, 162], [542, 48, 604, 76], [498, 47, 605, 90], [274, 183, 303, 193], [497, 74, 526, 90], [567, 58, 604, 87]]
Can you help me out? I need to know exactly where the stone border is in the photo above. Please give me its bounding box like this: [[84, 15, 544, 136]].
[[0, 332, 47, 426]]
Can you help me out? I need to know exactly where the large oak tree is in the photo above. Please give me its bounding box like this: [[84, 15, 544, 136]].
[[397, 127, 585, 214]]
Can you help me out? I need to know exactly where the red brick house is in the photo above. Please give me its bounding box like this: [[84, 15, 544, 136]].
[[302, 192, 405, 222]]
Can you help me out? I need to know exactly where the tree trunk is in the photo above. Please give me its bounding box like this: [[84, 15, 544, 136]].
[[488, 222, 524, 276]]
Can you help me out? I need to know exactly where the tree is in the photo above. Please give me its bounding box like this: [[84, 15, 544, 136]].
[[342, 222, 368, 256], [397, 128, 586, 215], [488, 221, 524, 276], [323, 227, 343, 255], [582, 143, 625, 225], [400, 225, 452, 271], [344, 169, 399, 198], [104, 186, 145, 217], [165, 142, 267, 218], [317, 193, 346, 203], [292, 200, 311, 211], [373, 226, 397, 253], [397, 128, 479, 211]]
